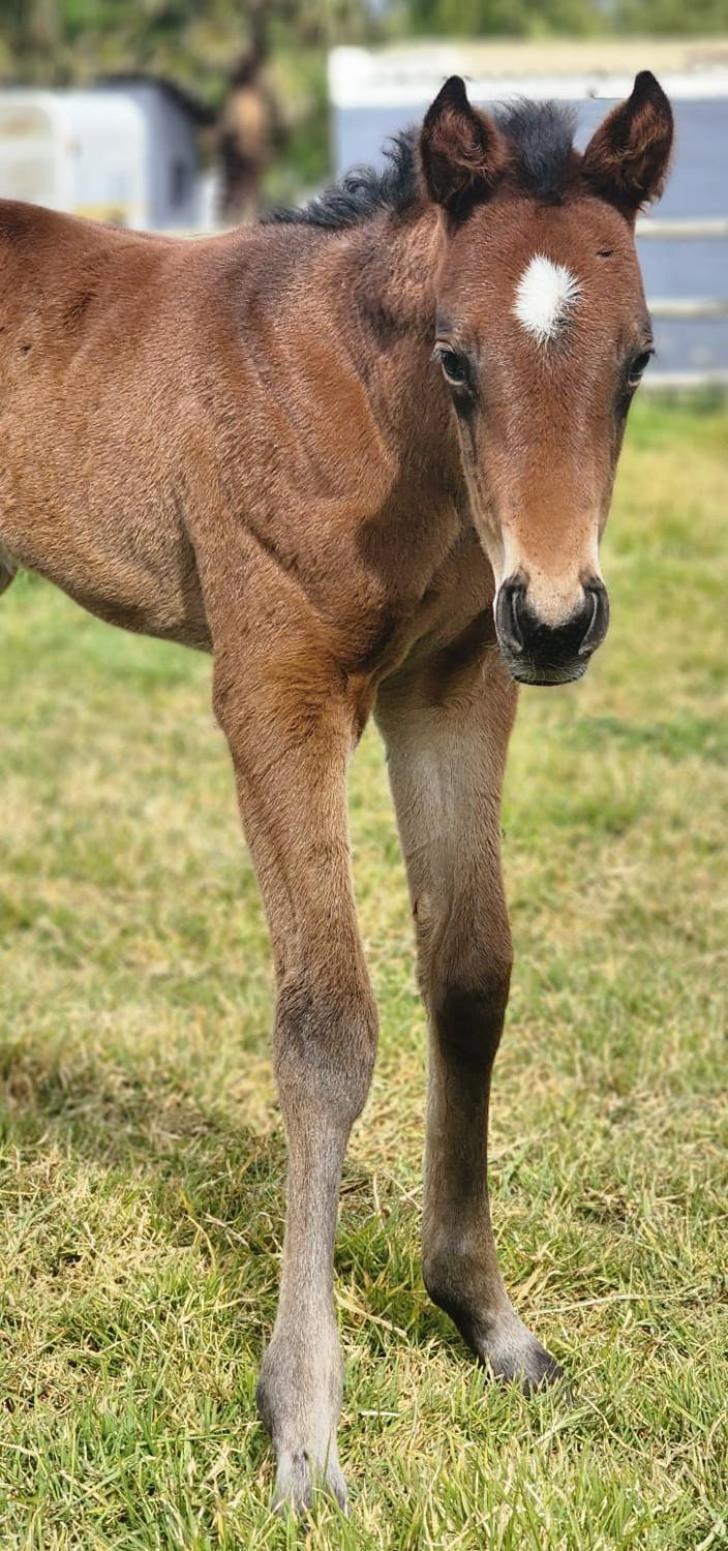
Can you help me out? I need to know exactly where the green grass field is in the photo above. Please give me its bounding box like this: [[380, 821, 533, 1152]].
[[0, 400, 725, 1549]]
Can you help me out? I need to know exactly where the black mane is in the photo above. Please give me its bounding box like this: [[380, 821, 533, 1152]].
[[264, 99, 579, 231], [264, 129, 420, 231]]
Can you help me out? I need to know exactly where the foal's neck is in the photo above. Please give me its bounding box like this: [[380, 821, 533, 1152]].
[[335, 206, 460, 494], [346, 204, 441, 346]]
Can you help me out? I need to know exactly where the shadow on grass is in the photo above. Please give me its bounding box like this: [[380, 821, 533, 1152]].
[[0, 1043, 454, 1356]]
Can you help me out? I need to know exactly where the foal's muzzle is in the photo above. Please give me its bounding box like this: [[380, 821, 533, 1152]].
[[495, 577, 609, 686]]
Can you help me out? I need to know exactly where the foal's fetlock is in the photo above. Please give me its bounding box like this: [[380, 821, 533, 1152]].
[[424, 1254, 563, 1393], [257, 1336, 347, 1513], [478, 1313, 564, 1394]]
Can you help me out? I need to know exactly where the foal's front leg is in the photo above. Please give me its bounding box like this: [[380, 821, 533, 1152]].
[[213, 659, 377, 1512], [377, 642, 562, 1390]]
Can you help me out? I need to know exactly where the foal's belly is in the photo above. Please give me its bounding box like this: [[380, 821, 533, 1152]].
[[51, 558, 211, 651], [0, 358, 209, 647], [0, 492, 211, 651], [0, 307, 211, 648]]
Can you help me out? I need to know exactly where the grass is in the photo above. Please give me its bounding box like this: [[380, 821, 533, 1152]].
[[0, 399, 726, 1549]]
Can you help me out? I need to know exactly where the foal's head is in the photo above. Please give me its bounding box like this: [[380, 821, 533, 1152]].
[[420, 73, 673, 685]]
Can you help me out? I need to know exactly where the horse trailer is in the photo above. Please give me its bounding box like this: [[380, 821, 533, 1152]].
[[0, 82, 203, 230]]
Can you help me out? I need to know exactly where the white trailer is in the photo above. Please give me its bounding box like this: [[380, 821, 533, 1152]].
[[0, 83, 203, 229], [0, 91, 147, 226]]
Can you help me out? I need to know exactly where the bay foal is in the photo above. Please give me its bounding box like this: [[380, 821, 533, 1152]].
[[0, 74, 672, 1510]]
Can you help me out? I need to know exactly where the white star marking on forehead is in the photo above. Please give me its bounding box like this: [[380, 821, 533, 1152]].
[[514, 254, 582, 345]]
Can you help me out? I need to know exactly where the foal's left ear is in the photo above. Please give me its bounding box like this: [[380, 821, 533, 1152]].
[[582, 71, 673, 219], [420, 75, 507, 223]]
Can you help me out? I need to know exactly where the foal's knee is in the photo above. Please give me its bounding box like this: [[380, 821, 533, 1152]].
[[430, 949, 512, 1069], [274, 973, 378, 1125]]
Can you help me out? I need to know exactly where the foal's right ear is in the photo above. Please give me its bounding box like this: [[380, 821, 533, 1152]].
[[420, 76, 507, 223]]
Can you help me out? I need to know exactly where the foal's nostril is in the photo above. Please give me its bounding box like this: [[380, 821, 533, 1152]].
[[495, 579, 526, 654], [577, 581, 609, 656], [577, 589, 599, 657], [506, 583, 525, 652]]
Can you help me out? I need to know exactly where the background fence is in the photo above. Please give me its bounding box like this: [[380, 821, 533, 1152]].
[[637, 215, 728, 388]]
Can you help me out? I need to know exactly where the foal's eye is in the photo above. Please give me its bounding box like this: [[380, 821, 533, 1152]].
[[435, 345, 469, 389], [627, 349, 653, 389]]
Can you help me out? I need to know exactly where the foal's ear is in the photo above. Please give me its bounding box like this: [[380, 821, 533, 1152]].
[[420, 76, 506, 222], [582, 71, 673, 219]]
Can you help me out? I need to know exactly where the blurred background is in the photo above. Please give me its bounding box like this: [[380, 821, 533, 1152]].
[[0, 3, 726, 372]]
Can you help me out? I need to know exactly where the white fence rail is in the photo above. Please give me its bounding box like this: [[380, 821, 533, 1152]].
[[637, 216, 728, 239], [649, 297, 728, 319], [641, 369, 728, 391], [636, 216, 728, 388]]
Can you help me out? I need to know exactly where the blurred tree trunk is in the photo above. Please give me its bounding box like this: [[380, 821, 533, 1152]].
[[218, 11, 274, 224], [13, 0, 63, 81]]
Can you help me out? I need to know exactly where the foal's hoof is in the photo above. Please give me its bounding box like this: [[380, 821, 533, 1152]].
[[490, 1338, 564, 1395], [272, 1449, 348, 1516], [257, 1339, 347, 1516]]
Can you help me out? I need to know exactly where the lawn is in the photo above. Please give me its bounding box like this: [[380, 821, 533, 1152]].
[[0, 399, 725, 1550]]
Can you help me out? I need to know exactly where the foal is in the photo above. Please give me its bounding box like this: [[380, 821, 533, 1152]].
[[0, 73, 672, 1510]]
